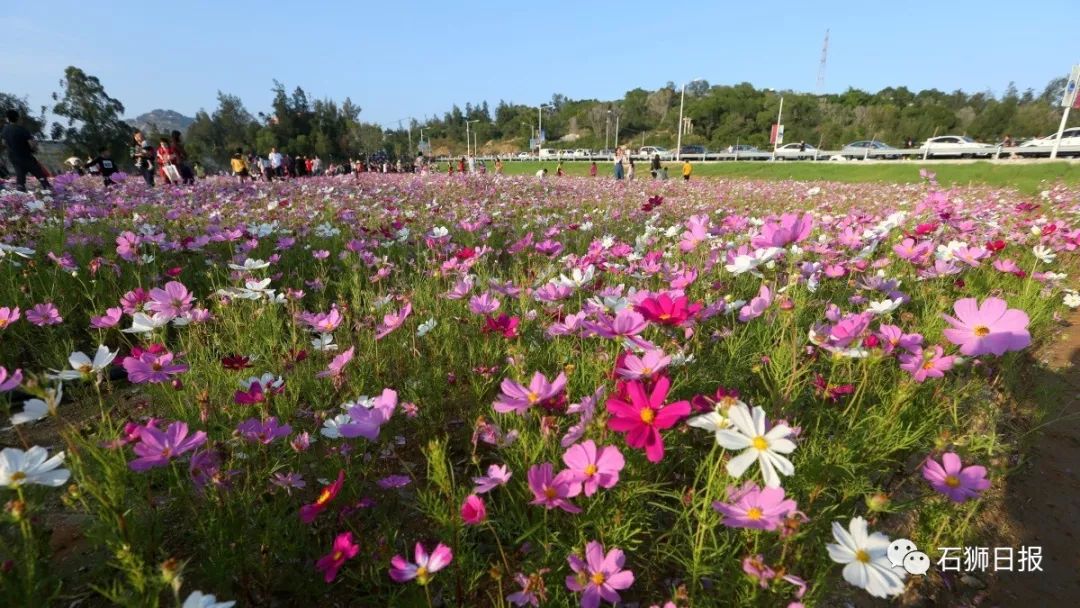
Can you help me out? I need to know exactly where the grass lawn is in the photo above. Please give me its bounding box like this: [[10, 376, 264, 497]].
[[486, 160, 1079, 194]]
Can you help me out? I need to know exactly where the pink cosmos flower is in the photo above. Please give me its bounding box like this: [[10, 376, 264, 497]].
[[583, 309, 647, 340], [527, 462, 581, 513], [0, 306, 20, 329], [712, 483, 798, 531], [128, 421, 207, 471], [340, 388, 397, 440], [120, 288, 151, 314], [316, 531, 360, 583], [562, 441, 625, 497], [942, 297, 1031, 356], [473, 463, 512, 493], [375, 303, 412, 340], [493, 372, 568, 414], [876, 324, 923, 355], [469, 292, 501, 315], [738, 284, 772, 323], [635, 293, 701, 326], [115, 231, 141, 261], [565, 541, 635, 608], [460, 494, 487, 525], [305, 308, 343, 333], [615, 349, 671, 381], [751, 213, 814, 248], [316, 346, 354, 379], [147, 281, 193, 319], [271, 471, 306, 493], [122, 351, 189, 384], [679, 214, 710, 252], [300, 470, 346, 523], [898, 345, 955, 383], [90, 307, 123, 329], [26, 302, 62, 326], [236, 417, 292, 444], [606, 376, 690, 463], [507, 569, 550, 607], [483, 313, 521, 339], [0, 366, 23, 392], [922, 452, 990, 503], [389, 542, 453, 585]]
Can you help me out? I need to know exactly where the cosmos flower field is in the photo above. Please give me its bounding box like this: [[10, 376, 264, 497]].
[[1, 171, 1078, 607]]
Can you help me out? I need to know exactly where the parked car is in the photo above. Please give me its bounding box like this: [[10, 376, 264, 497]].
[[572, 149, 591, 158], [921, 136, 995, 158], [727, 144, 760, 153], [840, 140, 899, 160], [638, 146, 673, 160], [774, 143, 818, 160], [1017, 128, 1080, 157], [516, 152, 531, 160], [678, 145, 710, 157], [538, 148, 558, 159]]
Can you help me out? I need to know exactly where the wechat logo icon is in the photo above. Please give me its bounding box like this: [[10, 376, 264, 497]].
[[887, 538, 930, 576]]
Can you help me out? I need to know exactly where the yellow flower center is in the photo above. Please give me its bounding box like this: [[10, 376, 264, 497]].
[[641, 367, 652, 375], [855, 549, 871, 563], [79, 364, 92, 373], [316, 488, 333, 506], [944, 475, 961, 488], [11, 471, 27, 482], [752, 436, 769, 451], [417, 565, 430, 585], [584, 464, 598, 477], [591, 572, 606, 586], [0, 319, 7, 328], [746, 506, 763, 520], [973, 325, 990, 337], [658, 313, 671, 320], [922, 361, 936, 370], [333, 550, 343, 561], [527, 392, 539, 403], [640, 408, 655, 424], [544, 487, 557, 500]]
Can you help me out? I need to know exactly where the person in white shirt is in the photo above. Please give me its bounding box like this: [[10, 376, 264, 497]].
[[535, 168, 547, 178], [268, 148, 283, 177]]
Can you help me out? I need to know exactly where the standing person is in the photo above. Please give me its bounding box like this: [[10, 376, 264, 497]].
[[268, 147, 283, 177], [84, 147, 118, 187], [156, 137, 175, 184], [627, 156, 636, 181], [231, 149, 250, 182], [650, 153, 661, 178], [613, 148, 624, 180], [260, 156, 274, 182], [904, 136, 915, 149], [457, 157, 466, 174], [313, 156, 323, 175], [682, 158, 692, 181], [556, 161, 564, 177], [589, 160, 597, 177], [131, 130, 155, 186], [170, 130, 195, 185], [2, 109, 51, 192], [495, 157, 504, 175]]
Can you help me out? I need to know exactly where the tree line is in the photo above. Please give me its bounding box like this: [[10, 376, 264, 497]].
[[2, 67, 1078, 173]]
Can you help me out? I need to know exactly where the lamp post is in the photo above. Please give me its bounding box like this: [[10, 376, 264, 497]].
[[465, 119, 479, 157], [676, 78, 704, 161], [537, 104, 551, 156], [605, 109, 612, 151]]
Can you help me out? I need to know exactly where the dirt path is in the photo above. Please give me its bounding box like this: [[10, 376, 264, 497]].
[[987, 312, 1080, 605]]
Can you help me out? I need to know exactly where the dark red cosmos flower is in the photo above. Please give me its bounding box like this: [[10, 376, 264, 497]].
[[690, 386, 741, 414], [1014, 202, 1039, 213], [221, 354, 252, 370], [985, 240, 1006, 253], [635, 293, 702, 326], [165, 266, 183, 278], [813, 373, 855, 403], [455, 246, 476, 261], [483, 314, 520, 339]]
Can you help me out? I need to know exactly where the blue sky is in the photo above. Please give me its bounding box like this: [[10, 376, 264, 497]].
[[4, 0, 1076, 126]]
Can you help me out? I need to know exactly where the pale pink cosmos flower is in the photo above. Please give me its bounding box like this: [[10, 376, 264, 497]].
[[469, 292, 501, 315], [941, 297, 1031, 356], [527, 463, 581, 513], [472, 463, 512, 494], [316, 346, 355, 379], [922, 452, 990, 503], [493, 372, 567, 414], [565, 541, 635, 608], [26, 303, 62, 326], [0, 306, 20, 329], [738, 284, 772, 323], [375, 303, 412, 340], [340, 388, 397, 440], [388, 542, 453, 585], [711, 482, 798, 531], [751, 213, 814, 248], [122, 351, 189, 384], [583, 309, 647, 340], [146, 281, 193, 319], [90, 307, 123, 329], [0, 367, 23, 392], [562, 441, 625, 497], [898, 345, 955, 383], [615, 350, 671, 381]]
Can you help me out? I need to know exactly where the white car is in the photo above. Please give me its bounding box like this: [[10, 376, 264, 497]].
[[774, 143, 818, 160], [638, 146, 673, 160], [1018, 128, 1080, 157], [573, 149, 591, 158], [516, 152, 531, 160], [921, 136, 995, 158]]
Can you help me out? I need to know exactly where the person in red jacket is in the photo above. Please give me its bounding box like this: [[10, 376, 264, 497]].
[[156, 138, 174, 183]]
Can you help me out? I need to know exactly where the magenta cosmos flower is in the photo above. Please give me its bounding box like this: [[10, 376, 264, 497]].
[[128, 421, 207, 471], [389, 542, 453, 585], [0, 366, 23, 392], [300, 470, 346, 523], [527, 462, 581, 513], [565, 541, 635, 608], [562, 440, 625, 497], [942, 297, 1030, 356], [493, 371, 567, 415], [606, 376, 690, 463], [898, 345, 956, 383], [751, 212, 814, 248], [712, 482, 798, 531], [122, 351, 189, 384], [26, 302, 62, 326], [460, 494, 487, 525], [634, 293, 701, 327], [922, 452, 990, 503], [316, 531, 360, 583]]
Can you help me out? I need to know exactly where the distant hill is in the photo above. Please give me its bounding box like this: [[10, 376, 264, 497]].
[[127, 109, 194, 135]]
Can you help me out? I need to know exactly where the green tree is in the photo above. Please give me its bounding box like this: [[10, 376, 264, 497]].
[[50, 66, 132, 160]]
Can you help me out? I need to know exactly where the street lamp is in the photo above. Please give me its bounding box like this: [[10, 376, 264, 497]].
[[537, 104, 551, 156], [676, 78, 705, 161]]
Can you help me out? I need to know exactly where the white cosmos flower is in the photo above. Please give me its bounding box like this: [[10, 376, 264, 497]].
[[122, 312, 172, 334], [686, 406, 735, 440], [319, 413, 353, 439], [826, 516, 907, 598], [1032, 245, 1055, 264], [714, 403, 796, 488], [0, 446, 71, 488], [866, 298, 902, 316], [48, 345, 117, 380], [417, 318, 437, 337], [1064, 292, 1080, 309], [228, 258, 270, 271], [182, 590, 236, 608], [557, 265, 595, 289], [429, 226, 449, 238], [9, 383, 62, 426], [725, 254, 759, 276], [311, 333, 338, 352], [0, 243, 35, 259]]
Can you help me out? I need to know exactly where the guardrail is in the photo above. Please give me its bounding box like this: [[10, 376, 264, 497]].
[[435, 144, 1080, 163]]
